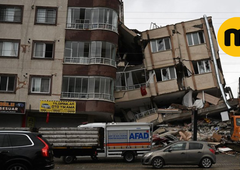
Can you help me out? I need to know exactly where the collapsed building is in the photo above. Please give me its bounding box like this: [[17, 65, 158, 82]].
[[115, 16, 238, 125]]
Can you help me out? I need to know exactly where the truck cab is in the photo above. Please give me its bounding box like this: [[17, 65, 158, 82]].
[[230, 115, 240, 141]]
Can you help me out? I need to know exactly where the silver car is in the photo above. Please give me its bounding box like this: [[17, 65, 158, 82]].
[[142, 141, 216, 169]]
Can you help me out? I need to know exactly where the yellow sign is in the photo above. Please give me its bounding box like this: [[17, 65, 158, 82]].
[[40, 100, 76, 113], [218, 17, 240, 57]]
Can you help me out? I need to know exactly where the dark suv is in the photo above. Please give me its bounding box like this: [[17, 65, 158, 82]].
[[0, 131, 54, 170]]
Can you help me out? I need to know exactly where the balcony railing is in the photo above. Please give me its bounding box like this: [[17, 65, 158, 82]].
[[64, 57, 116, 67], [115, 83, 148, 91], [61, 92, 114, 102], [135, 108, 157, 120], [66, 22, 118, 33]]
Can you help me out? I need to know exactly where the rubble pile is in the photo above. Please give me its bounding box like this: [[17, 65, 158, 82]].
[[153, 118, 234, 148]]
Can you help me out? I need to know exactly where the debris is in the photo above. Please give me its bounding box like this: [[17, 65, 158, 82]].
[[197, 92, 220, 105], [212, 133, 223, 142], [218, 147, 232, 153]]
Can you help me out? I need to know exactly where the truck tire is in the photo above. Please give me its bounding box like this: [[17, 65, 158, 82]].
[[91, 155, 98, 161], [62, 156, 75, 164], [123, 151, 135, 163]]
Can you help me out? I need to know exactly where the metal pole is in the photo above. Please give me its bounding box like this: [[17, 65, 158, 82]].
[[192, 108, 198, 141], [203, 15, 231, 110]]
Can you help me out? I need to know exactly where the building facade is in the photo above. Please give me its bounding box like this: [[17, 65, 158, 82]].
[[0, 0, 123, 127]]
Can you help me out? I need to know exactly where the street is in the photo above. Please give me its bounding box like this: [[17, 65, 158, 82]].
[[54, 153, 240, 170]]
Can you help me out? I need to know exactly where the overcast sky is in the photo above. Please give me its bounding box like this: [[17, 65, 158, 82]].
[[123, 0, 240, 98]]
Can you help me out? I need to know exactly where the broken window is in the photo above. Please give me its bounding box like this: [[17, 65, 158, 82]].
[[150, 37, 171, 53], [116, 69, 146, 91], [187, 31, 205, 46], [155, 66, 176, 82], [192, 60, 211, 74]]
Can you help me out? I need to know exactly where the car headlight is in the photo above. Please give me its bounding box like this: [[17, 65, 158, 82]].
[[144, 152, 153, 158]]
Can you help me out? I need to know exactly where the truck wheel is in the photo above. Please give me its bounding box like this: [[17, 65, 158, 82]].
[[124, 151, 135, 162], [62, 156, 75, 164], [91, 155, 98, 161]]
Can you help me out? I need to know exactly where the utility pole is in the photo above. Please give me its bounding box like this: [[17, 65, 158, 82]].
[[192, 107, 198, 141]]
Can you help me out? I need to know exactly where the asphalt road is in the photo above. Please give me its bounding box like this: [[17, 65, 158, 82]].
[[54, 153, 240, 170]]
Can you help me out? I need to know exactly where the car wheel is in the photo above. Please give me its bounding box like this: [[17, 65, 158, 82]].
[[62, 156, 75, 164], [123, 151, 135, 162], [6, 163, 29, 170], [152, 157, 164, 169], [200, 157, 212, 168]]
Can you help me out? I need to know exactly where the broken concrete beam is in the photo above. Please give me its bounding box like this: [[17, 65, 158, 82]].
[[197, 92, 220, 105], [157, 108, 182, 114]]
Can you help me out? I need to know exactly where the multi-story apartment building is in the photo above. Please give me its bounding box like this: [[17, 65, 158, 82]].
[[0, 1, 235, 128], [0, 0, 123, 127], [115, 17, 236, 124]]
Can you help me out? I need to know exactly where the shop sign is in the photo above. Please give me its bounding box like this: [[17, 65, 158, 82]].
[[40, 100, 76, 113], [0, 101, 25, 114]]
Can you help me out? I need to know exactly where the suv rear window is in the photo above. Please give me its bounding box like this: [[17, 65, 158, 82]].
[[0, 134, 10, 147], [9, 134, 33, 146], [189, 143, 203, 150]]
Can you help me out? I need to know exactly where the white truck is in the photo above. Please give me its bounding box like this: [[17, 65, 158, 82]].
[[77, 122, 153, 163]]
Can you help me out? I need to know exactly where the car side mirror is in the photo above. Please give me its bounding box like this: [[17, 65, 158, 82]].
[[168, 148, 172, 152]]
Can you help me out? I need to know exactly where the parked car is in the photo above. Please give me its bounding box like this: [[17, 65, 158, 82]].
[[0, 131, 54, 170], [142, 141, 216, 169]]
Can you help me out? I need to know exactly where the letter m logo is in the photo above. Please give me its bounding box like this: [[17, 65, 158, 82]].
[[224, 29, 240, 46]]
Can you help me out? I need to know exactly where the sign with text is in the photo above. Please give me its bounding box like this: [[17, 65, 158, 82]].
[[0, 101, 25, 114], [40, 100, 76, 113]]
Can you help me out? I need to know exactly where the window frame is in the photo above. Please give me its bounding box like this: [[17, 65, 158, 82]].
[[67, 7, 118, 32], [61, 76, 114, 102], [29, 75, 52, 95], [64, 41, 116, 66], [0, 39, 20, 58], [155, 66, 177, 82], [32, 40, 55, 60], [9, 134, 34, 148], [186, 31, 205, 46], [0, 5, 23, 24], [192, 59, 211, 75], [0, 74, 17, 93], [150, 37, 172, 53], [35, 6, 58, 25]]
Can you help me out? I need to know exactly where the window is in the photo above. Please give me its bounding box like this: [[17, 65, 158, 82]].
[[169, 143, 186, 151], [30, 76, 51, 94], [64, 41, 116, 66], [35, 7, 57, 25], [151, 37, 171, 53], [62, 76, 114, 101], [33, 41, 54, 59], [0, 75, 15, 92], [0, 134, 10, 147], [155, 66, 176, 82], [236, 118, 240, 126], [192, 60, 211, 74], [0, 40, 19, 57], [116, 69, 147, 91], [187, 31, 205, 46], [0, 5, 22, 23], [189, 143, 203, 150], [67, 7, 118, 32], [9, 134, 33, 146]]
